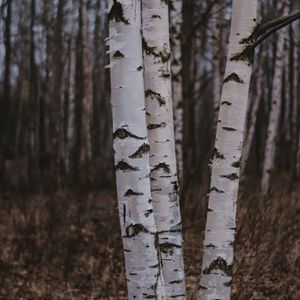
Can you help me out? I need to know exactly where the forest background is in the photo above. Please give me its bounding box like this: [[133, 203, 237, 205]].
[[0, 0, 299, 299]]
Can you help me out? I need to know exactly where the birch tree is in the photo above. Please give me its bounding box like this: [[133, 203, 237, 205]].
[[261, 3, 289, 195], [108, 0, 165, 298], [199, 1, 257, 298], [170, 0, 184, 184], [142, 0, 186, 298]]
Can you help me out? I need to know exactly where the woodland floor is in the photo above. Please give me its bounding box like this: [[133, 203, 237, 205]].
[[0, 178, 299, 299]]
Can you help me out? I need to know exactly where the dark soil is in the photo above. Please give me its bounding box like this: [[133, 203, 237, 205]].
[[0, 184, 299, 299]]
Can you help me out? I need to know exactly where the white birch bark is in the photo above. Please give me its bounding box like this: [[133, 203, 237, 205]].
[[261, 4, 289, 195], [170, 0, 184, 184], [108, 0, 165, 298], [199, 1, 257, 299], [142, 1, 186, 298]]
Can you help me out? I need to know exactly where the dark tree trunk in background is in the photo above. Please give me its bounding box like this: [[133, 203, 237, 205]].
[[0, 0, 12, 180], [182, 0, 195, 190], [74, 0, 92, 187], [28, 0, 39, 183], [53, 0, 66, 186]]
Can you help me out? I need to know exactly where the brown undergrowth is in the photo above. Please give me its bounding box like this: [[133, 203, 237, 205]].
[[0, 182, 299, 299]]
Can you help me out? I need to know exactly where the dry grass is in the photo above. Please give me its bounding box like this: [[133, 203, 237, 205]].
[[0, 186, 299, 299]]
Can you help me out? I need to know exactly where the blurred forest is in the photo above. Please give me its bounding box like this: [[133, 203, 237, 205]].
[[0, 0, 113, 190], [0, 0, 300, 192], [0, 0, 299, 299]]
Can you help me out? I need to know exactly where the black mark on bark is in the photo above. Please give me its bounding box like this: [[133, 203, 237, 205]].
[[112, 50, 125, 59], [222, 126, 237, 131], [129, 143, 150, 158], [124, 189, 143, 196], [145, 209, 153, 217], [109, 0, 129, 24], [159, 242, 182, 255], [145, 89, 166, 106], [224, 280, 232, 287], [231, 45, 254, 64], [151, 163, 171, 173], [199, 284, 208, 290], [205, 243, 216, 248], [213, 147, 225, 159], [115, 160, 139, 172], [143, 37, 171, 63], [203, 256, 233, 276], [113, 128, 145, 140], [221, 173, 239, 180], [221, 101, 232, 106], [224, 72, 244, 83], [147, 122, 166, 130], [231, 160, 241, 168], [210, 186, 225, 193], [152, 14, 161, 19], [126, 224, 149, 237]]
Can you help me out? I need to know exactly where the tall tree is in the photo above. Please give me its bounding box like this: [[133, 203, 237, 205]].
[[28, 0, 39, 182], [211, 1, 223, 134], [52, 0, 66, 184], [74, 0, 93, 186], [241, 50, 264, 175], [170, 0, 184, 184], [66, 33, 76, 177], [261, 2, 289, 195], [142, 0, 186, 298], [199, 1, 257, 298], [0, 0, 12, 179], [108, 0, 165, 297], [182, 0, 195, 189]]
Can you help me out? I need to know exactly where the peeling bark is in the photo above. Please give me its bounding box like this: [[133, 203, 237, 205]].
[[108, 0, 165, 298], [199, 1, 257, 299], [142, 0, 186, 298]]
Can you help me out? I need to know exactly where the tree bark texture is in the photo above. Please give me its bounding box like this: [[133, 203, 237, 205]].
[[199, 1, 257, 299], [108, 0, 165, 298], [142, 0, 186, 298]]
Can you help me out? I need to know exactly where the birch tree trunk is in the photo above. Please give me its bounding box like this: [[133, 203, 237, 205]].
[[108, 0, 165, 298], [142, 0, 186, 298], [170, 0, 184, 184], [261, 4, 289, 195], [199, 1, 257, 298]]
